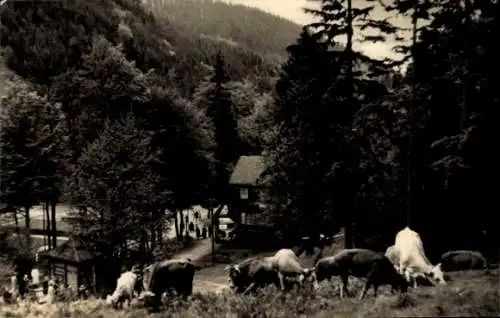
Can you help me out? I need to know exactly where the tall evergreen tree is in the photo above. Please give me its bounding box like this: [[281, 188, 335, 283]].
[[301, 0, 396, 247], [205, 52, 240, 204], [264, 27, 341, 241]]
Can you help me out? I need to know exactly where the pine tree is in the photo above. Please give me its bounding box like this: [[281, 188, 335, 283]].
[[265, 27, 341, 241], [205, 52, 240, 204], [299, 0, 397, 247]]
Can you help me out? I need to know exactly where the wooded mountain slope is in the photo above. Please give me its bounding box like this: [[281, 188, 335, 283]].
[[0, 0, 301, 96], [141, 0, 301, 60]]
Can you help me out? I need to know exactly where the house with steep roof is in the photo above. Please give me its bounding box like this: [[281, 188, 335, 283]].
[[228, 155, 272, 228], [229, 155, 266, 202]]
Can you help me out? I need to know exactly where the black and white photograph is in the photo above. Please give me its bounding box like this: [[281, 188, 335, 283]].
[[0, 0, 498, 316]]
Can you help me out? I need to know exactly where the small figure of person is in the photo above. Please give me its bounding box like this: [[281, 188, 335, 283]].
[[180, 222, 185, 237], [78, 284, 88, 299], [195, 226, 201, 239], [201, 227, 207, 239]]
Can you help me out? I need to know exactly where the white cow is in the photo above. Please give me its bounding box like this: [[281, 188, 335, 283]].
[[266, 249, 315, 291], [106, 271, 138, 309], [385, 244, 430, 288], [393, 227, 446, 287]]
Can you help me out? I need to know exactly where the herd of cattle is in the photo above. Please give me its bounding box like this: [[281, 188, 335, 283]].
[[2, 227, 490, 312]]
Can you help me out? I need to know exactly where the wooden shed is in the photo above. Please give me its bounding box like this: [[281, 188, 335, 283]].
[[40, 236, 97, 291]]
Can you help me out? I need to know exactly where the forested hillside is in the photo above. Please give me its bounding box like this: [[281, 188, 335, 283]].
[[0, 0, 287, 154], [141, 0, 301, 60], [0, 0, 299, 96]]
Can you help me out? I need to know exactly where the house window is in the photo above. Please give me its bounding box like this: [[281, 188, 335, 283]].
[[240, 188, 249, 200]]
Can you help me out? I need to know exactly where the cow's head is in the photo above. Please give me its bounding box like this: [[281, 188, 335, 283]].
[[300, 267, 316, 282], [297, 267, 318, 290], [105, 294, 117, 307], [426, 263, 446, 285], [305, 267, 321, 290], [224, 264, 241, 290]]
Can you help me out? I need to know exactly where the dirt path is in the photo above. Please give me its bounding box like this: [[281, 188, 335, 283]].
[[172, 239, 229, 294], [172, 238, 219, 261]]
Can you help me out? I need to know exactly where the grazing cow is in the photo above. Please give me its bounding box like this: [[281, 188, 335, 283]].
[[440, 250, 488, 271], [106, 271, 138, 309], [385, 245, 433, 288], [314, 249, 408, 300], [268, 249, 316, 291], [224, 257, 281, 294], [394, 227, 446, 287], [138, 258, 196, 310]]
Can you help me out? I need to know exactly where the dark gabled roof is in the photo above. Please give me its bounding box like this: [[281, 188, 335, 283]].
[[43, 236, 94, 263], [229, 155, 266, 186]]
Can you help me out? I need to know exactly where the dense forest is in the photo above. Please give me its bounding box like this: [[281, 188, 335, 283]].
[[141, 0, 301, 60], [0, 0, 498, 275]]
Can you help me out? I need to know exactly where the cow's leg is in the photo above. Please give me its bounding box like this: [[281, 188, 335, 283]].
[[413, 276, 418, 289], [242, 282, 256, 295], [340, 274, 349, 298], [398, 262, 406, 276], [403, 268, 412, 284], [278, 272, 286, 291], [359, 281, 372, 300]]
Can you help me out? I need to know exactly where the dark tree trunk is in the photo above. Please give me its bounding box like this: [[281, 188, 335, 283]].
[[13, 210, 18, 227], [24, 206, 31, 250], [44, 201, 50, 247], [157, 212, 163, 243], [51, 201, 57, 248], [150, 215, 156, 251], [174, 211, 180, 239], [178, 210, 185, 240]]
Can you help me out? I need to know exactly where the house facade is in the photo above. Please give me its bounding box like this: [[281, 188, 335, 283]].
[[228, 155, 272, 227]]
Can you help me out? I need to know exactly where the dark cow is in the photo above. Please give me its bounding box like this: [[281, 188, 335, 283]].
[[440, 250, 488, 271], [139, 258, 196, 310], [314, 248, 408, 300], [224, 257, 282, 294]]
